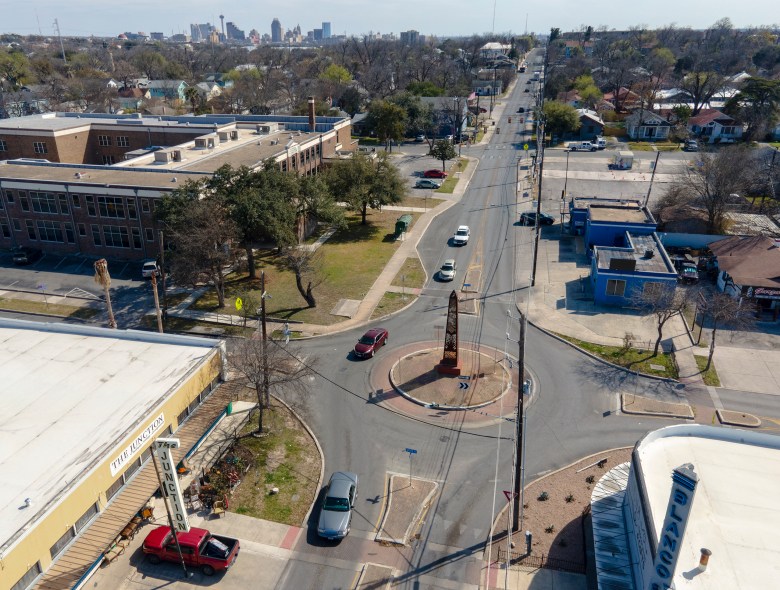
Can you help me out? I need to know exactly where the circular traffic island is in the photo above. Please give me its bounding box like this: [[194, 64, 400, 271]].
[[389, 347, 511, 409]]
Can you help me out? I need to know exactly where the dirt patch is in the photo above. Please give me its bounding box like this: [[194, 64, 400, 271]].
[[376, 475, 438, 545], [494, 448, 633, 568]]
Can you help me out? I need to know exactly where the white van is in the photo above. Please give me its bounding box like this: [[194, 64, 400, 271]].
[[594, 137, 607, 150]]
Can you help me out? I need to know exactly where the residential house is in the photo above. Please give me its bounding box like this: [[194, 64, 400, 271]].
[[147, 80, 188, 101], [418, 96, 469, 139], [195, 82, 222, 102], [687, 109, 742, 144], [625, 110, 672, 140], [572, 109, 604, 140], [556, 90, 583, 108], [709, 235, 780, 320], [479, 42, 511, 60], [116, 88, 150, 111], [603, 87, 641, 110], [562, 40, 594, 58]]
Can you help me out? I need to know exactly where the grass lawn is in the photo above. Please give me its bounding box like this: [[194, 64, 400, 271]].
[[391, 257, 426, 289], [191, 210, 416, 325], [355, 136, 381, 145], [557, 333, 679, 378], [370, 291, 412, 319], [0, 297, 98, 320], [396, 195, 445, 210], [229, 398, 320, 525], [164, 291, 192, 308], [436, 158, 469, 194], [694, 355, 721, 386], [139, 315, 255, 337], [628, 142, 680, 152]]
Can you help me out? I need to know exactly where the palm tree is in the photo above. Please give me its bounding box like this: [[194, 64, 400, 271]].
[[93, 259, 117, 329]]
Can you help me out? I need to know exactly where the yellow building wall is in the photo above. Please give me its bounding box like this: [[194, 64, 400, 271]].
[[1, 348, 223, 589]]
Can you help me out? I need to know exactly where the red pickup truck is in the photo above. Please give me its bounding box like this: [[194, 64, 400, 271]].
[[142, 526, 240, 576]]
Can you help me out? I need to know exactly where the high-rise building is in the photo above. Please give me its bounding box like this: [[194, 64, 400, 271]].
[[313, 28, 323, 41], [150, 32, 164, 41], [190, 23, 213, 42], [400, 30, 420, 45], [226, 22, 245, 41], [271, 18, 283, 43], [322, 22, 331, 38]]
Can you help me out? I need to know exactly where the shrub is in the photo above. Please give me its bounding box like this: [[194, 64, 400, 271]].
[[545, 524, 556, 533], [538, 491, 549, 501], [565, 494, 575, 503], [585, 475, 595, 484]]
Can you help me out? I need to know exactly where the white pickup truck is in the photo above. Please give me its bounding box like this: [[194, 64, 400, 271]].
[[568, 141, 596, 152]]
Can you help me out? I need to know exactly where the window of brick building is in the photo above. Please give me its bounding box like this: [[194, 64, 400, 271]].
[[58, 193, 68, 214], [131, 227, 142, 249], [25, 220, 36, 240], [64, 223, 75, 243], [20, 195, 29, 211], [117, 136, 130, 147], [104, 225, 130, 248], [4, 190, 13, 203], [86, 195, 96, 216], [37, 220, 64, 242], [145, 228, 154, 242], [91, 224, 102, 246], [1, 221, 9, 238], [99, 135, 111, 146], [98, 196, 124, 218], [71, 194, 81, 208], [141, 199, 150, 213], [13, 219, 20, 231], [30, 192, 57, 214], [0, 139, 7, 152], [127, 199, 137, 219], [78, 223, 86, 236], [102, 155, 115, 165], [33, 141, 48, 154]]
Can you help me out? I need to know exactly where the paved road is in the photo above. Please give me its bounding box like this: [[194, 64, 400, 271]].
[[277, 53, 672, 589]]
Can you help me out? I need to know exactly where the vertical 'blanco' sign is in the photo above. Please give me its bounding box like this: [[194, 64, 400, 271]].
[[154, 438, 190, 533], [651, 463, 699, 590]]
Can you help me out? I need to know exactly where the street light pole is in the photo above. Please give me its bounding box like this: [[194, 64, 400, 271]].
[[512, 311, 526, 531], [260, 270, 270, 408], [563, 150, 570, 200]]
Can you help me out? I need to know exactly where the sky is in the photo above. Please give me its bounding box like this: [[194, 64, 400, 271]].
[[1, 0, 777, 39]]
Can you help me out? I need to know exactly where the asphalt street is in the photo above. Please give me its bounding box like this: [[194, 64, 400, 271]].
[[275, 56, 685, 589]]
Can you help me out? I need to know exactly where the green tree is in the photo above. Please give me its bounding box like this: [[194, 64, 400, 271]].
[[325, 153, 405, 224], [338, 86, 364, 115], [549, 28, 561, 43], [724, 78, 780, 141], [366, 99, 407, 151], [430, 139, 457, 172], [389, 92, 434, 136], [542, 101, 581, 138], [407, 81, 444, 96]]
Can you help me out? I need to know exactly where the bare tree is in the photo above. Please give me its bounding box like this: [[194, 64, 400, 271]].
[[228, 337, 316, 435], [631, 282, 693, 357], [281, 248, 323, 308], [672, 146, 752, 232], [699, 291, 756, 371]]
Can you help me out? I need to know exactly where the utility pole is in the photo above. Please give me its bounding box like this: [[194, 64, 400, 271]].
[[151, 272, 163, 333], [53, 19, 66, 64], [643, 151, 661, 207], [530, 45, 549, 287], [260, 270, 270, 408], [512, 312, 526, 531], [158, 230, 168, 320]]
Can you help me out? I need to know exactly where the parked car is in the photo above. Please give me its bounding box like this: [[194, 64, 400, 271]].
[[524, 88, 530, 93], [142, 259, 160, 279], [414, 134, 426, 142], [678, 263, 699, 284], [444, 134, 454, 142], [684, 139, 699, 152], [517, 107, 525, 113], [11, 246, 42, 265], [569, 141, 596, 152], [415, 179, 442, 189], [353, 327, 388, 359], [142, 526, 240, 576], [439, 259, 457, 281], [520, 211, 555, 226], [452, 225, 470, 245], [423, 169, 448, 179], [526, 80, 532, 85], [317, 472, 358, 540]]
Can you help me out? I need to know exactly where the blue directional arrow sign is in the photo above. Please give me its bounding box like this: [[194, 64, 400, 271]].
[[463, 283, 472, 287], [404, 448, 417, 455], [458, 382, 470, 390]]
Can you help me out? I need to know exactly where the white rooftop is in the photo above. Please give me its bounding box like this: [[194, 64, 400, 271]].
[[636, 425, 780, 590], [0, 320, 222, 555]]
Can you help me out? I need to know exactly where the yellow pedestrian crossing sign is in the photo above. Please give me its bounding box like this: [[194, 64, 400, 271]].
[[235, 297, 243, 311], [523, 143, 529, 151]]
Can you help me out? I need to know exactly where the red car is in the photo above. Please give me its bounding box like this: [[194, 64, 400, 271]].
[[423, 169, 448, 179], [353, 328, 389, 359]]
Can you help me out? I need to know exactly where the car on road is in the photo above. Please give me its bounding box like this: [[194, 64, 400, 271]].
[[317, 471, 358, 540], [142, 259, 160, 279], [526, 80, 532, 84], [414, 134, 425, 142], [569, 141, 596, 152], [415, 179, 442, 189], [524, 88, 530, 93], [519, 211, 555, 226], [517, 107, 525, 113], [439, 259, 457, 281], [11, 247, 42, 265], [353, 327, 388, 359], [423, 169, 448, 179], [452, 225, 470, 245], [684, 139, 699, 152]]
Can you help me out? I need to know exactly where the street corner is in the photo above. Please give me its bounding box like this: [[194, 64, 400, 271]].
[[375, 473, 438, 547]]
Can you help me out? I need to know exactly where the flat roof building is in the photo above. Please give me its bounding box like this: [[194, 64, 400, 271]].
[[592, 424, 780, 589], [0, 319, 226, 590]]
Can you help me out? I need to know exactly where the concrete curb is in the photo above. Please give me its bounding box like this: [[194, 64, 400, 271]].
[[353, 563, 395, 590], [527, 317, 678, 384], [716, 409, 761, 428], [620, 393, 694, 419], [374, 472, 439, 546], [271, 394, 325, 527], [387, 347, 512, 411], [0, 307, 90, 321]]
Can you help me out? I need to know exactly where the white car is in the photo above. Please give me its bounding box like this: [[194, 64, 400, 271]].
[[453, 225, 470, 246], [439, 259, 457, 281], [142, 260, 160, 279]]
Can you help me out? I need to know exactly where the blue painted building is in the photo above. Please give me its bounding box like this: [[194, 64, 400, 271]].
[[569, 198, 679, 305]]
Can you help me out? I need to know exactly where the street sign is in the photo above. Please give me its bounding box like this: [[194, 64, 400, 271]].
[[458, 382, 470, 390], [458, 375, 471, 380], [235, 297, 243, 311], [463, 283, 472, 287], [523, 143, 529, 151], [404, 448, 417, 455], [503, 490, 518, 502]]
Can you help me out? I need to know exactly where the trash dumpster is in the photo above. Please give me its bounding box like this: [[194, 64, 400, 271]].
[[612, 151, 634, 170], [395, 214, 413, 236]]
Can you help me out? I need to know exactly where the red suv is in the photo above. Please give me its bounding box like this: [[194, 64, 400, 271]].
[[423, 169, 448, 179], [353, 328, 388, 359]]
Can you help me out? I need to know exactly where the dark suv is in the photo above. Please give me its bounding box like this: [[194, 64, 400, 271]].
[[12, 247, 43, 265]]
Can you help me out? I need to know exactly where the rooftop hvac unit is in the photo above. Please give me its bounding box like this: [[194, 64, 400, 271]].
[[172, 150, 182, 162], [230, 130, 239, 140], [194, 138, 207, 149], [645, 249, 654, 258], [154, 150, 172, 163], [218, 131, 229, 142]]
